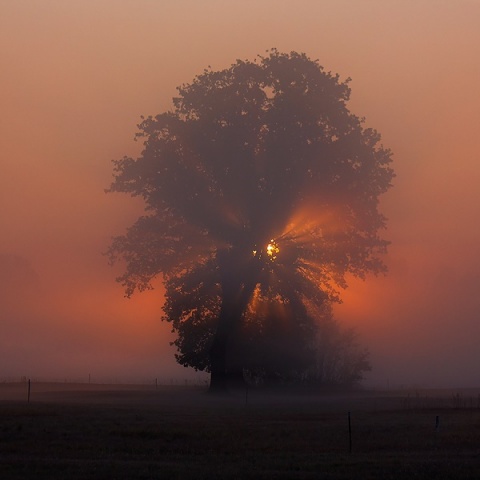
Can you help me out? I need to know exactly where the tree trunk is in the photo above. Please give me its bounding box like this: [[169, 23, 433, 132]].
[[208, 280, 245, 393], [208, 248, 258, 393], [209, 309, 231, 393]]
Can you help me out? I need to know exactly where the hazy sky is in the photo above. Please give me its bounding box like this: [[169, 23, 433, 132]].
[[1, 0, 480, 387]]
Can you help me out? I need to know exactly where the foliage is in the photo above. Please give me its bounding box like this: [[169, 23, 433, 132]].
[[305, 317, 372, 386], [107, 50, 394, 383], [241, 301, 372, 387]]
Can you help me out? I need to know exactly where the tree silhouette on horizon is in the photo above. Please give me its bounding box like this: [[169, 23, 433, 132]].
[[107, 50, 394, 391]]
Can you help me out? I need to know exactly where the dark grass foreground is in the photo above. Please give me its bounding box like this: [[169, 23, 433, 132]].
[[1, 383, 480, 479]]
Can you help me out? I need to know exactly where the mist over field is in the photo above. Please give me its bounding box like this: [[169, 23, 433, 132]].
[[1, 0, 480, 388]]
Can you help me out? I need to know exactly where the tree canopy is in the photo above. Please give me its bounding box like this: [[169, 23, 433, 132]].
[[107, 50, 394, 390]]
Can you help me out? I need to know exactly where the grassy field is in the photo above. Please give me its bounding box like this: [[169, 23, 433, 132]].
[[0, 383, 479, 479]]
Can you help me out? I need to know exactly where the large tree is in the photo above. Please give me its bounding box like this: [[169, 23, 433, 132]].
[[107, 50, 394, 391]]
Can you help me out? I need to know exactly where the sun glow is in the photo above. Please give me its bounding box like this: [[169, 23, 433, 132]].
[[266, 240, 279, 260], [252, 239, 280, 261]]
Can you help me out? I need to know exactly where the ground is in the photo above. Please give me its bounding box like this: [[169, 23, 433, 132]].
[[0, 382, 479, 479]]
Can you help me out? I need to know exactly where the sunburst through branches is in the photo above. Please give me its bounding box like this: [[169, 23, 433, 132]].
[[252, 239, 280, 262]]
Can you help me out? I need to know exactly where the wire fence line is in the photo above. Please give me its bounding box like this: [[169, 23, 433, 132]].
[[0, 375, 209, 388]]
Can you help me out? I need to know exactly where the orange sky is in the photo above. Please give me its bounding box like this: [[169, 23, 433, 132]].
[[1, 0, 480, 387]]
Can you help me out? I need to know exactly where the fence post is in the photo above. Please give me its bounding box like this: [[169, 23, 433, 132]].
[[348, 411, 352, 453]]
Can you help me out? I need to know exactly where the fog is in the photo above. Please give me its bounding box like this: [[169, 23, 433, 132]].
[[1, 0, 480, 387]]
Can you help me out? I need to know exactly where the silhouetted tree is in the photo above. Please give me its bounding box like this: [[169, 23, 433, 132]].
[[305, 315, 372, 387], [107, 50, 394, 391]]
